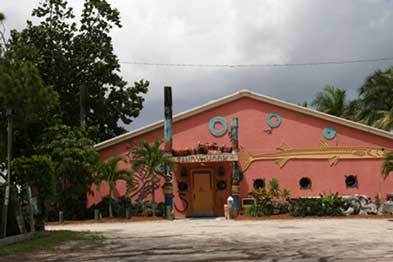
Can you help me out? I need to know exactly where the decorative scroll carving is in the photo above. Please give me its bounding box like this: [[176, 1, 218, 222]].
[[241, 141, 392, 171]]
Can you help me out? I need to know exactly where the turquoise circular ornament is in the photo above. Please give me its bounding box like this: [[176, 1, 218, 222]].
[[208, 116, 228, 137], [266, 112, 282, 129], [323, 127, 337, 140]]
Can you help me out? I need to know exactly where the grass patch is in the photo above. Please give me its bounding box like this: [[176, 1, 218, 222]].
[[0, 230, 103, 256]]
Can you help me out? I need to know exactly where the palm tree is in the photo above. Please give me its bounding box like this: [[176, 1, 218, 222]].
[[130, 141, 173, 216], [312, 86, 347, 117], [382, 153, 393, 178], [95, 156, 133, 218], [358, 68, 393, 131]]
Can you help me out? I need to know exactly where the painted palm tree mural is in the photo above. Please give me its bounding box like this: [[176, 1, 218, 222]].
[[129, 141, 173, 216], [95, 156, 133, 217]]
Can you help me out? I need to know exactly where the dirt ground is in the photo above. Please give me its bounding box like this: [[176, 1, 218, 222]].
[[6, 217, 393, 261]]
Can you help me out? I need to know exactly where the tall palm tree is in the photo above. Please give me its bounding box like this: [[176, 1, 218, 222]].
[[358, 68, 393, 131], [130, 141, 173, 216], [95, 156, 133, 217], [382, 153, 393, 178], [312, 86, 347, 117]]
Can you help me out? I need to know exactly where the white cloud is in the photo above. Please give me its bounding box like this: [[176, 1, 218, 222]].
[[3, 0, 393, 129]]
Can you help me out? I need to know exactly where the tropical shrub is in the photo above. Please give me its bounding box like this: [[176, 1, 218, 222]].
[[94, 156, 133, 217], [289, 193, 342, 217], [247, 178, 290, 216]]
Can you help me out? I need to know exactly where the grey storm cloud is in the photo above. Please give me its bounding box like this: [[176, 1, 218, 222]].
[[3, 0, 393, 130]]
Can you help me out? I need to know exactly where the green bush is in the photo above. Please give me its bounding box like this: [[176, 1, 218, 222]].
[[289, 193, 342, 216], [247, 179, 291, 216]]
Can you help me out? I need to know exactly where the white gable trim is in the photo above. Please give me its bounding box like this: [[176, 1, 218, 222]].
[[95, 90, 393, 151]]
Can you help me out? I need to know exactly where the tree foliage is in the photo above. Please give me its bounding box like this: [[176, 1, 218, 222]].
[[383, 153, 393, 178], [130, 141, 173, 215], [357, 68, 393, 131], [40, 125, 99, 218], [313, 68, 393, 132], [8, 0, 149, 142], [12, 155, 55, 200], [0, 58, 58, 164], [312, 86, 347, 117]]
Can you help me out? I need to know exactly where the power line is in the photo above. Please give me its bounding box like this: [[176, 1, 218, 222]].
[[120, 57, 393, 68]]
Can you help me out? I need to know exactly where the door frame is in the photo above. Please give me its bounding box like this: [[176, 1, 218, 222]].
[[191, 169, 215, 217]]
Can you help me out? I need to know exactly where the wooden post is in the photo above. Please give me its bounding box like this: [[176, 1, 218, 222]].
[[27, 186, 35, 233], [230, 117, 240, 215], [1, 109, 12, 238], [164, 86, 174, 219]]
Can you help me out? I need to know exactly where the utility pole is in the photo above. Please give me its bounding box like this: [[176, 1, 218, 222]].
[[1, 109, 12, 237]]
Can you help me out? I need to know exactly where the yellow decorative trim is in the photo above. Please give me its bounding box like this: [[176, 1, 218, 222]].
[[241, 142, 392, 171]]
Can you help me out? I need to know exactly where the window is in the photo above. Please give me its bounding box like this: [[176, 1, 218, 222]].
[[299, 177, 311, 189], [253, 179, 265, 189], [345, 175, 357, 188]]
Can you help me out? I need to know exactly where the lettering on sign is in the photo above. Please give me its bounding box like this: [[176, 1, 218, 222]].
[[173, 153, 238, 163]]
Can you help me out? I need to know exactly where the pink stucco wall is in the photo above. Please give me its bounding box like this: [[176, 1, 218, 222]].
[[89, 97, 393, 217]]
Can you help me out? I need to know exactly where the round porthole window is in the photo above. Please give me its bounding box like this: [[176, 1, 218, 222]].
[[345, 175, 357, 188], [253, 179, 265, 190], [299, 177, 311, 189]]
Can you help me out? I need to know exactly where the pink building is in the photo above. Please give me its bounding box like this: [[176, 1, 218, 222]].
[[89, 90, 393, 218]]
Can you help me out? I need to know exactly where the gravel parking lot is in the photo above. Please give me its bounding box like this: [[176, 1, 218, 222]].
[[12, 218, 393, 261]]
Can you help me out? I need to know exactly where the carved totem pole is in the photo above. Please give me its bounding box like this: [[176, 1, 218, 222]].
[[230, 117, 241, 214], [163, 86, 174, 219]]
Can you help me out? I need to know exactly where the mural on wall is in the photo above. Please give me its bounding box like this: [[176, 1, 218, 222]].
[[240, 140, 391, 171], [174, 167, 189, 212], [129, 164, 164, 203], [264, 112, 282, 134]]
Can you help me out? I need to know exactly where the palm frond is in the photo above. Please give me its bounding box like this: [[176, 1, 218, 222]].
[[382, 153, 393, 178]]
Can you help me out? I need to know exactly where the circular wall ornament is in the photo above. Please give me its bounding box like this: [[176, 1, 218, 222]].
[[266, 112, 282, 129], [208, 116, 228, 137], [178, 182, 188, 192], [217, 180, 227, 191], [323, 127, 337, 140]]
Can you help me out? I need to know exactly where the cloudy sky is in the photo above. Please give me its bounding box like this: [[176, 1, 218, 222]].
[[3, 0, 393, 130]]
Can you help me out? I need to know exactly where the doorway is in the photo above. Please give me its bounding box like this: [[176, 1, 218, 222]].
[[192, 170, 214, 216]]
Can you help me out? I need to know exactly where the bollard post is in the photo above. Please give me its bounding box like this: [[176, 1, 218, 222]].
[[59, 211, 64, 223]]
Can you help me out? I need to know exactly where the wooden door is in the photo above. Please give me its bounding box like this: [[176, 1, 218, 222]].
[[192, 171, 214, 216]]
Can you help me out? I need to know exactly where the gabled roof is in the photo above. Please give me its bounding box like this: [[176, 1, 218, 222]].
[[95, 90, 393, 151]]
